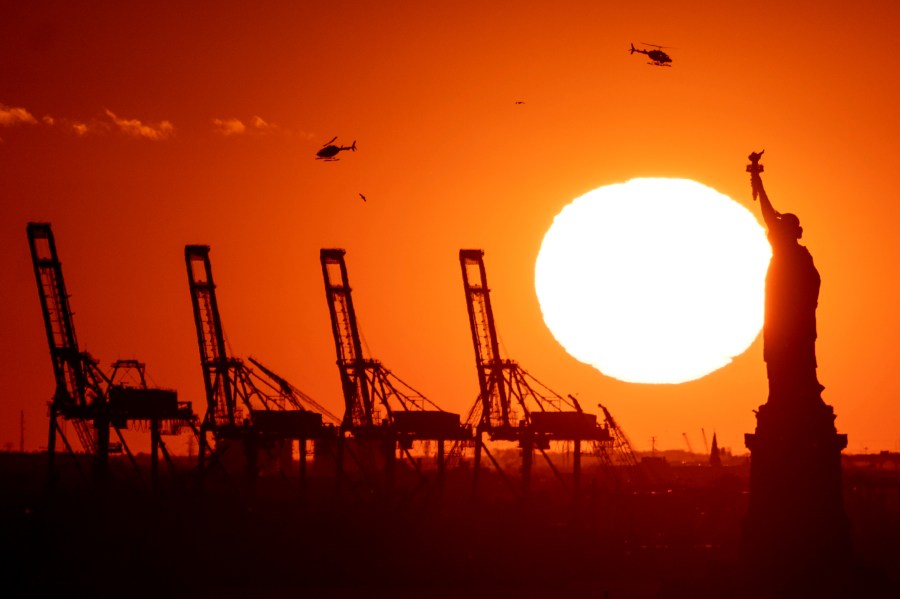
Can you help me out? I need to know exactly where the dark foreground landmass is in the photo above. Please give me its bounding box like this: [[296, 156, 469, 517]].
[[0, 451, 897, 598]]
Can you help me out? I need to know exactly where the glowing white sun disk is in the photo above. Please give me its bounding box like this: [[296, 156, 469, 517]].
[[535, 178, 771, 384]]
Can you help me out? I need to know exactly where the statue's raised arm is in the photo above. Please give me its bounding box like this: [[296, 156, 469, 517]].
[[747, 150, 779, 229]]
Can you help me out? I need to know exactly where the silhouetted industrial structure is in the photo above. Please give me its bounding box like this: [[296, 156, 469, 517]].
[[709, 432, 721, 467], [459, 249, 615, 495], [320, 249, 468, 491], [12, 225, 895, 596], [28, 222, 193, 489], [185, 245, 338, 484], [597, 402, 640, 469]]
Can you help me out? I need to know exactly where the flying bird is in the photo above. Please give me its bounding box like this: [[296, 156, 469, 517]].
[[359, 193, 367, 202]]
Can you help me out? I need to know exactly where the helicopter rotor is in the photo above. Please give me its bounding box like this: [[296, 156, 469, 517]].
[[640, 42, 675, 49]]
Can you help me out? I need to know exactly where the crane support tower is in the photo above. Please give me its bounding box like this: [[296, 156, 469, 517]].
[[320, 248, 468, 491], [185, 245, 337, 485], [28, 222, 193, 489], [459, 249, 613, 495]]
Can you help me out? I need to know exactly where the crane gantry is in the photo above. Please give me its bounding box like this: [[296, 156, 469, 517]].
[[28, 222, 193, 489], [459, 249, 614, 495], [320, 248, 468, 490], [185, 244, 337, 484]]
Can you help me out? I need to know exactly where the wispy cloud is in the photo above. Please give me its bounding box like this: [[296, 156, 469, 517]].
[[0, 102, 103, 136], [0, 104, 38, 127], [212, 117, 246, 136], [105, 109, 174, 140], [251, 115, 277, 132], [212, 115, 281, 136], [1, 103, 305, 142]]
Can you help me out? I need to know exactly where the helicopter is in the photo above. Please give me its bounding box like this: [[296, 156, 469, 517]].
[[316, 137, 357, 161], [629, 43, 673, 67]]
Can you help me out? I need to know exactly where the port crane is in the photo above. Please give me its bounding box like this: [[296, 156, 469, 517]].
[[320, 249, 468, 492], [185, 245, 338, 485], [459, 249, 613, 495], [597, 403, 639, 468], [28, 222, 194, 489]]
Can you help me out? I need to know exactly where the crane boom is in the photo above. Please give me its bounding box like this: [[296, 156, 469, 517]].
[[27, 222, 111, 467], [185, 245, 237, 428], [248, 356, 341, 425], [27, 222, 101, 409], [320, 249, 375, 429], [459, 249, 510, 429]]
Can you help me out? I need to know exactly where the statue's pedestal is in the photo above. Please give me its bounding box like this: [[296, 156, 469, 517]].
[[743, 399, 852, 591]]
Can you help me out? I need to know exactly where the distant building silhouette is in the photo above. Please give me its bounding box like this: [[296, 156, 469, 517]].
[[708, 433, 721, 467]]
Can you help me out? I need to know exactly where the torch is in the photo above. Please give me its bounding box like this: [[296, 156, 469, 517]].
[[746, 150, 764, 201]]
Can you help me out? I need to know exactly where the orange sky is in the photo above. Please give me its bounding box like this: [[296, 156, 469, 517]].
[[2, 1, 899, 455]]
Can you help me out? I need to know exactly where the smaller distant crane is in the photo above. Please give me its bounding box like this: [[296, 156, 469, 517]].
[[597, 403, 639, 467]]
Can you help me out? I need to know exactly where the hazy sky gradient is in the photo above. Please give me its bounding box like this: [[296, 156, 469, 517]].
[[3, 1, 899, 454]]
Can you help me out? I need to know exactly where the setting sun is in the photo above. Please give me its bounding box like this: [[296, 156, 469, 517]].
[[535, 178, 771, 384]]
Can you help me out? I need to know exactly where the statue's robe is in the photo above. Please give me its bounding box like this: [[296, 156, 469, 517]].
[[763, 228, 822, 404]]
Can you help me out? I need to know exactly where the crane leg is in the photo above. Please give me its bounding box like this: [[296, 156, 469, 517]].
[[437, 439, 445, 491], [151, 418, 160, 494], [521, 438, 533, 496], [299, 439, 308, 495], [574, 439, 582, 498], [46, 408, 58, 489], [94, 413, 109, 486], [473, 431, 482, 497], [336, 434, 345, 498]]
